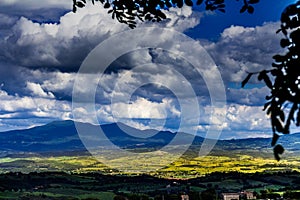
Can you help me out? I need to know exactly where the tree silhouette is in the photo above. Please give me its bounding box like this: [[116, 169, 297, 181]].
[[242, 1, 300, 161], [72, 0, 259, 28]]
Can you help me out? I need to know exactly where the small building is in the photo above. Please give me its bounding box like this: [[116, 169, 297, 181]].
[[241, 191, 256, 199], [181, 194, 189, 200], [222, 193, 240, 200]]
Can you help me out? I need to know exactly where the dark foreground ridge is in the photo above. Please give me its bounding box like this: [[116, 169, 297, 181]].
[[1, 171, 300, 200]]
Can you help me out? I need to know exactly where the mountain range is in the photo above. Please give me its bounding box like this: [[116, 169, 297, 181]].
[[0, 120, 300, 155]]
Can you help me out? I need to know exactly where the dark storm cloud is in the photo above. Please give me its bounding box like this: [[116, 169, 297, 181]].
[[0, 7, 69, 24], [0, 1, 286, 137], [0, 7, 126, 72], [0, 3, 200, 73]]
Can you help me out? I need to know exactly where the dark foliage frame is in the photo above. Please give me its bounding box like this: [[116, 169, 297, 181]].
[[71, 0, 300, 161], [242, 1, 300, 160], [72, 0, 259, 28]]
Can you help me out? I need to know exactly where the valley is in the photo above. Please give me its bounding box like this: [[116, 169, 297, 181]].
[[1, 121, 300, 199], [1, 148, 300, 179]]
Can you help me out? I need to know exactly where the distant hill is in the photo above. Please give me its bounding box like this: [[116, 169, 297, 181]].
[[0, 120, 198, 153], [0, 120, 299, 155]]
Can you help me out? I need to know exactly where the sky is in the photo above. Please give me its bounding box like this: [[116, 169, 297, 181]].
[[0, 0, 298, 139]]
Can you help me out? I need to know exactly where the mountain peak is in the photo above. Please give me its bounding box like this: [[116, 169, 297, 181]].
[[1, 120, 300, 154]]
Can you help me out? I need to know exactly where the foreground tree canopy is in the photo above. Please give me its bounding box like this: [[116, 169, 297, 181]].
[[242, 1, 300, 161], [72, 0, 260, 28]]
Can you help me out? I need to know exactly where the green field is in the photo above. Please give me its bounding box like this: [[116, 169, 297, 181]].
[[1, 149, 300, 179], [1, 149, 300, 199]]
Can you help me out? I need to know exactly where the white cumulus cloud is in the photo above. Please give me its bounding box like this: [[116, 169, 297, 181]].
[[26, 82, 55, 99], [1, 3, 201, 71], [204, 22, 284, 83]]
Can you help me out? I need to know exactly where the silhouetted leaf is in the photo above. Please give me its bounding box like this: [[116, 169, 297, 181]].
[[263, 101, 271, 111], [241, 73, 253, 88], [283, 103, 298, 134], [126, 16, 135, 20], [248, 0, 259, 4], [240, 5, 247, 13], [158, 11, 167, 19], [265, 95, 273, 100], [270, 69, 280, 76], [258, 71, 272, 88], [177, 0, 184, 8], [279, 110, 285, 122], [104, 2, 110, 8], [280, 39, 290, 48], [282, 27, 287, 35], [172, 0, 183, 8], [165, 1, 172, 7], [283, 125, 290, 135], [273, 117, 284, 133], [145, 14, 152, 20], [247, 6, 254, 14], [257, 71, 264, 81], [76, 1, 85, 8], [73, 5, 77, 12], [296, 109, 300, 126], [273, 54, 286, 62], [184, 0, 193, 7], [274, 144, 284, 161], [286, 4, 297, 15], [267, 105, 272, 115], [129, 24, 136, 29], [271, 133, 280, 146], [276, 29, 282, 34], [272, 63, 282, 68], [264, 76, 272, 88], [196, 0, 204, 5]]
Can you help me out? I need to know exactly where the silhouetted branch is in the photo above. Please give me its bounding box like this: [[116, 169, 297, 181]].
[[72, 0, 259, 28], [243, 0, 300, 160]]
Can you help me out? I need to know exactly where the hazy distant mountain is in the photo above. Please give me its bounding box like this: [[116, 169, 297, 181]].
[[0, 120, 299, 154], [0, 120, 198, 153]]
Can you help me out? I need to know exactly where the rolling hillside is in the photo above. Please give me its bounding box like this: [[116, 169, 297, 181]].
[[0, 120, 299, 155]]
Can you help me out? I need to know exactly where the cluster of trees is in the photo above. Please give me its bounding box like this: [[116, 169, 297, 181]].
[[113, 189, 300, 200], [2, 171, 300, 199]]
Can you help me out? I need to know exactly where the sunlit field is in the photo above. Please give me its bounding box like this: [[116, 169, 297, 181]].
[[1, 149, 300, 179]]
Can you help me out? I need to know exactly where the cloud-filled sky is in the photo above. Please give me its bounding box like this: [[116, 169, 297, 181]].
[[0, 0, 297, 139]]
